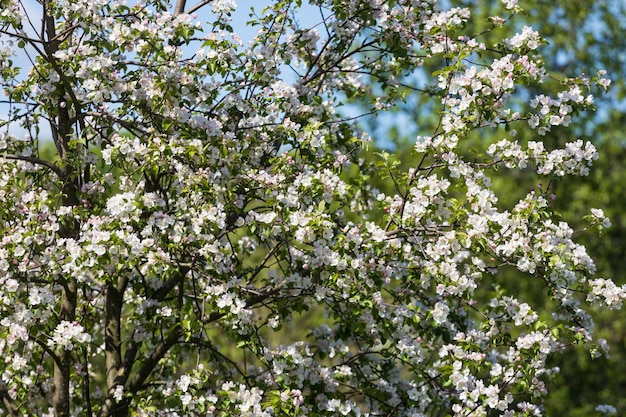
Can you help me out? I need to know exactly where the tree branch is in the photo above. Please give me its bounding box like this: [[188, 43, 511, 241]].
[[174, 0, 186, 16], [104, 275, 130, 409], [1, 153, 62, 177], [53, 279, 77, 417], [83, 347, 94, 417], [31, 336, 64, 370], [185, 0, 214, 16], [127, 325, 182, 394], [0, 387, 21, 417]]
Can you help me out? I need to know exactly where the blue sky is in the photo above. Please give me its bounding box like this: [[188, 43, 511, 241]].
[[1, 0, 400, 149], [1, 0, 325, 141]]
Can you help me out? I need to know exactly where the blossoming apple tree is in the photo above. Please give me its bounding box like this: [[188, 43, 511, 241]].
[[0, 0, 621, 415]]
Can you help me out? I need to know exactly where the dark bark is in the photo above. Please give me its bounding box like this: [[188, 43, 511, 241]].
[[53, 281, 77, 417], [100, 270, 186, 416], [127, 325, 183, 394], [41, 1, 80, 414], [0, 388, 21, 417], [103, 275, 130, 417]]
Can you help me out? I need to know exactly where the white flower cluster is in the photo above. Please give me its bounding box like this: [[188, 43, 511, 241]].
[[505, 26, 541, 50], [47, 321, 91, 351], [590, 208, 612, 228], [211, 0, 236, 13], [529, 86, 595, 135], [425, 7, 471, 32], [487, 139, 598, 176], [432, 302, 450, 324], [587, 279, 626, 309], [501, 0, 518, 10], [438, 51, 545, 137]]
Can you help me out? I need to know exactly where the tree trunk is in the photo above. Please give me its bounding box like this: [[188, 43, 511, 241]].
[[103, 276, 130, 417]]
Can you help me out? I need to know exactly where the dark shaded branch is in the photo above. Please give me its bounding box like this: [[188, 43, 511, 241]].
[[83, 347, 93, 417], [42, 4, 80, 413], [99, 396, 130, 417], [0, 387, 20, 417], [0, 28, 45, 45], [100, 274, 133, 417], [154, 275, 182, 301], [185, 338, 248, 381], [31, 336, 64, 370], [105, 275, 130, 392], [1, 153, 62, 177], [82, 111, 149, 136], [53, 278, 77, 417], [127, 325, 183, 394]]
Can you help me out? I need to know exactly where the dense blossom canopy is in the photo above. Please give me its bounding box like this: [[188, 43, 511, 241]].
[[0, 0, 622, 416]]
